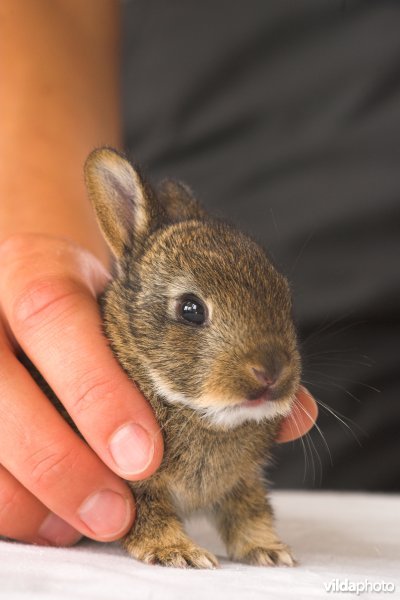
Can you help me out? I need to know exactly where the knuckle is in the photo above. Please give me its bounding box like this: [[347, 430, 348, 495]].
[[27, 442, 79, 490], [70, 373, 122, 418], [11, 277, 83, 331]]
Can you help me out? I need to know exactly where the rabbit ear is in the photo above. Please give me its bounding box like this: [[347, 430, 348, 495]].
[[158, 179, 207, 223], [84, 148, 162, 258]]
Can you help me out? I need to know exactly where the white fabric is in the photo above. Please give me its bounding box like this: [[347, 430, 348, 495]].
[[1, 491, 399, 600]]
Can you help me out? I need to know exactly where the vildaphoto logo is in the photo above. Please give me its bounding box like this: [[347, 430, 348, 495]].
[[324, 578, 396, 595]]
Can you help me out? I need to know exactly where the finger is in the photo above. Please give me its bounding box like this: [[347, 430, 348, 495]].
[[277, 386, 318, 443], [0, 342, 135, 542], [0, 238, 163, 480], [0, 464, 81, 546]]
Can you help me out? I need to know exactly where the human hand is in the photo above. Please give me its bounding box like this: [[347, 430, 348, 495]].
[[0, 234, 163, 547]]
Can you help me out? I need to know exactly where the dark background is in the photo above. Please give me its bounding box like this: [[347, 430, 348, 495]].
[[121, 0, 400, 491]]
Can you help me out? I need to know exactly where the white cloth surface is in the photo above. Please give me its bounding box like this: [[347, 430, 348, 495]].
[[0, 491, 398, 600]]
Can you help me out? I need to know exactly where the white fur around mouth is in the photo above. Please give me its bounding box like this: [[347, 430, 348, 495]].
[[146, 367, 293, 429], [199, 396, 293, 428]]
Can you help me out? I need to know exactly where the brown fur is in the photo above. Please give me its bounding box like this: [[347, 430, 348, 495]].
[[31, 148, 302, 568]]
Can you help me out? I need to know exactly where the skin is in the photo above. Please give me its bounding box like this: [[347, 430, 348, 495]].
[[0, 1, 317, 547]]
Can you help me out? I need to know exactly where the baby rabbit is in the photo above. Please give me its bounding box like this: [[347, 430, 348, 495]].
[[81, 147, 302, 569]]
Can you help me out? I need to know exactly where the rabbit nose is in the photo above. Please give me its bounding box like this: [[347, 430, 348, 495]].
[[252, 367, 277, 387]]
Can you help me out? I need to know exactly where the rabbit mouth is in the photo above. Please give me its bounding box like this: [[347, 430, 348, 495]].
[[240, 384, 291, 407], [200, 394, 294, 428]]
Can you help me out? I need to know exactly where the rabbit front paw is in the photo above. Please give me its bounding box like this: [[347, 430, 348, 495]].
[[128, 541, 219, 569], [242, 543, 296, 567]]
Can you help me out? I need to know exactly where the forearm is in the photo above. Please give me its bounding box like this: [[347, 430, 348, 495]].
[[0, 0, 121, 265]]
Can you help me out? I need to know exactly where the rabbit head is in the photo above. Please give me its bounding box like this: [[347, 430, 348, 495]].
[[85, 148, 301, 429]]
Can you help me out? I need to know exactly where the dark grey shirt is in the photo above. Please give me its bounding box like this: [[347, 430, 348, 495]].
[[122, 0, 400, 491]]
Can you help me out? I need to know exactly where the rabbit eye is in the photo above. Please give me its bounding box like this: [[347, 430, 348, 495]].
[[178, 295, 207, 325]]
